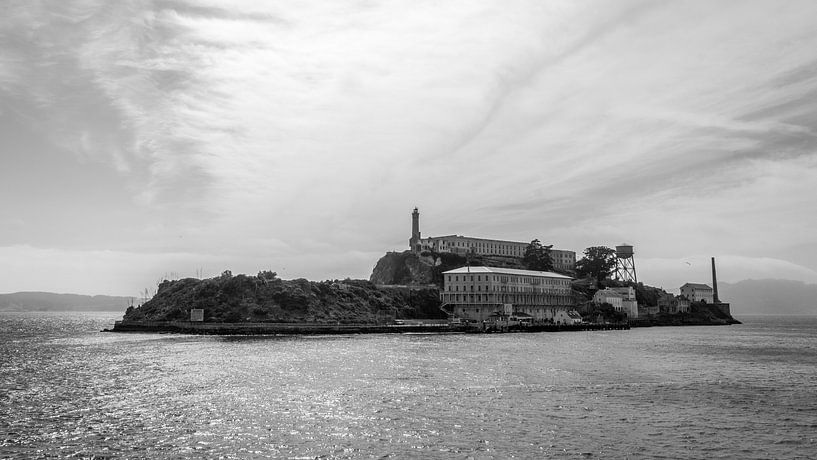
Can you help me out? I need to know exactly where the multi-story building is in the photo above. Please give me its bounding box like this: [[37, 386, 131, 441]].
[[607, 286, 639, 319], [409, 208, 576, 271], [680, 283, 714, 303], [440, 266, 574, 322]]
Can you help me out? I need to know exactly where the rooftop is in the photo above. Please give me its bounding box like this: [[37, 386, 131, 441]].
[[595, 289, 626, 298], [426, 234, 528, 245], [442, 266, 573, 279], [681, 283, 713, 290]]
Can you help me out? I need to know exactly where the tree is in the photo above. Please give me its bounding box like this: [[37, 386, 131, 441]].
[[576, 246, 617, 285], [523, 239, 554, 272], [257, 270, 278, 281]]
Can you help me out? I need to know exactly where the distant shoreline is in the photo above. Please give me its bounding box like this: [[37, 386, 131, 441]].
[[0, 308, 125, 313]]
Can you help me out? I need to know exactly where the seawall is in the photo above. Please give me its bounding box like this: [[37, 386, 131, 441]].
[[105, 320, 629, 335]]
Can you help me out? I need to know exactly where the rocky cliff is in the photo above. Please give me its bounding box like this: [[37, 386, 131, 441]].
[[369, 251, 437, 285], [370, 250, 526, 286]]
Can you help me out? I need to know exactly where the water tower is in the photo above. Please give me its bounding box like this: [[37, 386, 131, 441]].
[[614, 243, 638, 283]]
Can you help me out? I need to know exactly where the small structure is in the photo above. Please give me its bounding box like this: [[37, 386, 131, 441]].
[[565, 310, 584, 325], [710, 257, 731, 315], [593, 289, 624, 311], [607, 286, 639, 319], [190, 309, 204, 322], [657, 292, 679, 314], [680, 283, 714, 303], [638, 304, 660, 317], [677, 297, 691, 313], [510, 312, 534, 326], [613, 243, 638, 283]]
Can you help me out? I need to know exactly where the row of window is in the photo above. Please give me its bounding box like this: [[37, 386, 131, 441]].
[[446, 284, 569, 293], [447, 275, 569, 285], [440, 293, 574, 303]]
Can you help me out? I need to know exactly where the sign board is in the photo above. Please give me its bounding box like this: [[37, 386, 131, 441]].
[[503, 303, 513, 315], [190, 309, 204, 322]]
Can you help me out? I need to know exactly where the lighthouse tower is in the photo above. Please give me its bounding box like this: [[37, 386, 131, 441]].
[[409, 207, 421, 253]]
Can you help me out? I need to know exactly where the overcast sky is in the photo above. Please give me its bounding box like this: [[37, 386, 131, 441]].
[[2, 0, 817, 296]]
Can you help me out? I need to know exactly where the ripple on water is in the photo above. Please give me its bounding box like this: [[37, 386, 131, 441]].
[[1, 313, 817, 458]]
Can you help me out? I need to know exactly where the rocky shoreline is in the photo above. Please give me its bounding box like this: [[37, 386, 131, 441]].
[[104, 320, 631, 335]]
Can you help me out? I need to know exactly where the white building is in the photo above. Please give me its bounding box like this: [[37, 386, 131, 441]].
[[592, 289, 624, 310], [440, 266, 575, 323], [677, 297, 691, 313], [680, 283, 714, 303], [607, 286, 639, 319]]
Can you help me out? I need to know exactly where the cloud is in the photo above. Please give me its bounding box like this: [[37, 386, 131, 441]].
[[2, 0, 817, 292], [0, 243, 382, 296]]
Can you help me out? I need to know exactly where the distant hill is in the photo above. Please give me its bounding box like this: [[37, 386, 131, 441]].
[[718, 279, 817, 315], [0, 292, 133, 312]]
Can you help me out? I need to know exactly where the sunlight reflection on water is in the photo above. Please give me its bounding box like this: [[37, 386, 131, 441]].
[[1, 312, 816, 458]]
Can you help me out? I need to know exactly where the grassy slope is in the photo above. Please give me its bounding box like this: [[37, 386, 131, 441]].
[[123, 273, 446, 323]]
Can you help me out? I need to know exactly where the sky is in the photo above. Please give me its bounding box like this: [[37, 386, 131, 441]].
[[2, 0, 817, 296]]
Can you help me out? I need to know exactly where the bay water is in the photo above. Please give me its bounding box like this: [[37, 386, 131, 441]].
[[1, 311, 815, 458]]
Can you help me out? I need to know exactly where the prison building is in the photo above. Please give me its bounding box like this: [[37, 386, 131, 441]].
[[440, 266, 574, 322], [409, 209, 576, 270]]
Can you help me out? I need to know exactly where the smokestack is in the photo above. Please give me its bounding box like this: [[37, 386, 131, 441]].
[[711, 257, 720, 304]]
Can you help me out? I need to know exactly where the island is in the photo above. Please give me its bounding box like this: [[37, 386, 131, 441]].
[[108, 253, 736, 335], [108, 208, 739, 334]]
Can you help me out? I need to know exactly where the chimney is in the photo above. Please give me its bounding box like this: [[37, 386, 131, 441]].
[[711, 257, 720, 304]]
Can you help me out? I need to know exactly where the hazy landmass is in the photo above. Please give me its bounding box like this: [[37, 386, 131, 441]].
[[719, 280, 817, 316], [0, 292, 133, 312]]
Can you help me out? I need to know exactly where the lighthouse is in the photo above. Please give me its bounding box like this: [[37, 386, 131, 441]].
[[409, 207, 421, 253]]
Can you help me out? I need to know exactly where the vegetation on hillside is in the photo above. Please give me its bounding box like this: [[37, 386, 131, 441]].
[[582, 302, 628, 323], [576, 246, 617, 285], [522, 239, 554, 272], [123, 270, 446, 323]]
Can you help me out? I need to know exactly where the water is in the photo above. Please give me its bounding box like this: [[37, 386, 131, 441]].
[[1, 312, 816, 459]]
